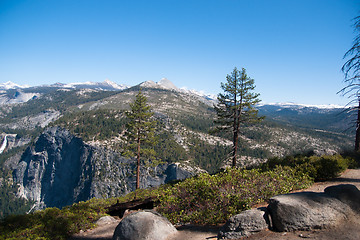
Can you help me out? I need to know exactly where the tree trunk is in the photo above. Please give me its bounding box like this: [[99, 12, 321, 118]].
[[355, 99, 360, 151], [232, 128, 239, 167], [136, 135, 141, 189], [232, 74, 238, 167]]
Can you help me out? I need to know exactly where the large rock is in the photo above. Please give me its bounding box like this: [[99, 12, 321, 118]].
[[95, 216, 118, 226], [268, 191, 353, 231], [164, 163, 201, 183], [324, 184, 360, 213], [112, 210, 177, 240], [218, 208, 270, 239]]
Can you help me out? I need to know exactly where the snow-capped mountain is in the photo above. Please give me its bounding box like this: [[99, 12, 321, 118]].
[[0, 79, 345, 110], [0, 79, 127, 105], [57, 79, 128, 91], [0, 80, 127, 91], [0, 81, 30, 90]]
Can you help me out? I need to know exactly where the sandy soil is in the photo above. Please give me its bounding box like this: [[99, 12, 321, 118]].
[[71, 169, 360, 240]]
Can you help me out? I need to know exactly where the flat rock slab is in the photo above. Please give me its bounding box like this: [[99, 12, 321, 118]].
[[112, 210, 177, 240], [268, 191, 353, 232]]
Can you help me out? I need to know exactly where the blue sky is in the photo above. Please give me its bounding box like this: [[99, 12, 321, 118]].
[[0, 0, 359, 105]]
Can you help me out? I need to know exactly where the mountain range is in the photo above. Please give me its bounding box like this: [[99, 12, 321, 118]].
[[0, 78, 354, 216], [0, 79, 344, 108]]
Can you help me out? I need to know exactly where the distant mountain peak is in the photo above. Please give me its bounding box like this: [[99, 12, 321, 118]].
[[101, 79, 128, 90], [180, 87, 217, 101], [0, 81, 30, 90], [260, 102, 344, 109], [139, 80, 158, 88], [158, 78, 178, 90], [60, 79, 128, 91], [139, 78, 178, 90]]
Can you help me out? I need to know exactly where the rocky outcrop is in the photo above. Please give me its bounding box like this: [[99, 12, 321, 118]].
[[112, 210, 177, 240], [13, 127, 199, 210], [219, 184, 360, 239], [0, 109, 61, 130], [268, 191, 352, 231], [95, 216, 118, 226]]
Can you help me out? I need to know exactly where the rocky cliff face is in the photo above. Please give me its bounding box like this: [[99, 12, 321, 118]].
[[13, 127, 199, 210]]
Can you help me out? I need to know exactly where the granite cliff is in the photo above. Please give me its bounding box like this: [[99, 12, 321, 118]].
[[13, 127, 198, 210]]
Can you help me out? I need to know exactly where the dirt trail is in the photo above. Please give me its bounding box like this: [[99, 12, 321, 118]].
[[71, 169, 360, 240]]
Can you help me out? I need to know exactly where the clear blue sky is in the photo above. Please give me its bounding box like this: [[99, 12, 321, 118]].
[[0, 0, 359, 105]]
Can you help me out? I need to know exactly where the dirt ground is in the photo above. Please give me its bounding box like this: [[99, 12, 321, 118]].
[[71, 169, 360, 240]]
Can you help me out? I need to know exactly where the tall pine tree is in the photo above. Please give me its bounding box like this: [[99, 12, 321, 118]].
[[124, 90, 157, 189], [214, 67, 264, 167], [339, 16, 360, 151]]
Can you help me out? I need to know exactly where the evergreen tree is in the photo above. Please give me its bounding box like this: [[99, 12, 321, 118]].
[[339, 16, 360, 151], [214, 67, 264, 167], [123, 90, 157, 189]]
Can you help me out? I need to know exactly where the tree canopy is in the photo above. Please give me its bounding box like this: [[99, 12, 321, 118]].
[[214, 67, 264, 167], [123, 90, 157, 189]]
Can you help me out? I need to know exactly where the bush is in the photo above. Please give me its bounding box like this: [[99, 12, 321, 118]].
[[0, 190, 166, 240], [0, 200, 112, 240], [310, 155, 347, 181], [339, 151, 360, 169], [262, 153, 353, 181], [157, 166, 312, 225]]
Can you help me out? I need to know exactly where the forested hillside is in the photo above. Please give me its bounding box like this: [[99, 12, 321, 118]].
[[0, 81, 355, 218]]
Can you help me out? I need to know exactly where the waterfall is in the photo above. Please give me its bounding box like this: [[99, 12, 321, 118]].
[[0, 135, 7, 154]]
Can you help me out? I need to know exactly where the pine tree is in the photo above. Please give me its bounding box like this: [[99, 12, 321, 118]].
[[214, 67, 264, 167], [124, 90, 157, 189], [339, 16, 360, 151]]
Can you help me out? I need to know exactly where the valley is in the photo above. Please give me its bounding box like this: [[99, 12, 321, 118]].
[[0, 79, 354, 218]]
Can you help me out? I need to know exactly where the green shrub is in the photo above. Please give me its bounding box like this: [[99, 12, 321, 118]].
[[310, 155, 347, 181], [157, 166, 312, 225], [262, 153, 353, 182], [0, 200, 112, 240], [339, 151, 360, 169]]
